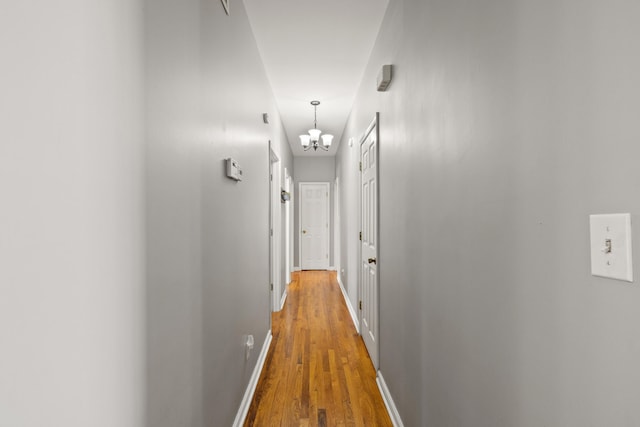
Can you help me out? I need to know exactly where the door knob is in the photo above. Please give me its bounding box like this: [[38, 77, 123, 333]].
[[368, 257, 377, 265], [302, 230, 307, 234]]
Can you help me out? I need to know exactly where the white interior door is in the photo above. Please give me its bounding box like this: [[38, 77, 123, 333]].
[[288, 175, 294, 279], [360, 115, 379, 368], [284, 169, 291, 285], [300, 182, 330, 270]]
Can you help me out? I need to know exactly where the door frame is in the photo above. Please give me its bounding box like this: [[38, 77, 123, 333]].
[[284, 168, 291, 286], [358, 113, 380, 369], [299, 181, 331, 270], [269, 144, 281, 312], [334, 177, 341, 276], [288, 175, 295, 280]]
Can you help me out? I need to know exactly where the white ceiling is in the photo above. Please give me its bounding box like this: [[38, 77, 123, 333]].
[[243, 0, 389, 157]]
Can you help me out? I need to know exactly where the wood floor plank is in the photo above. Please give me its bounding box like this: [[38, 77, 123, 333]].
[[328, 349, 346, 424], [244, 271, 392, 427], [318, 408, 327, 427]]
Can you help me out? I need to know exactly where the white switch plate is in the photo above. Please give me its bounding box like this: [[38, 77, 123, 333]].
[[589, 213, 633, 282]]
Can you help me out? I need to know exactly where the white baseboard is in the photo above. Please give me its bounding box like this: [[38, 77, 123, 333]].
[[232, 330, 272, 427], [337, 275, 359, 333], [293, 266, 301, 272], [279, 289, 288, 310], [377, 371, 405, 427]]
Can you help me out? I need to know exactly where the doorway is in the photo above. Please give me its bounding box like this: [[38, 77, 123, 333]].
[[284, 169, 292, 290], [299, 182, 330, 270]]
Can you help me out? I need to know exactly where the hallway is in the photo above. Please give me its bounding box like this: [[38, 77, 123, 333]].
[[6, 1, 640, 426], [245, 271, 392, 426]]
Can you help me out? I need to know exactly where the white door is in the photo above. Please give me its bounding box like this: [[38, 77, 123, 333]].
[[300, 182, 330, 270], [360, 114, 379, 368], [284, 169, 291, 285], [288, 175, 294, 280]]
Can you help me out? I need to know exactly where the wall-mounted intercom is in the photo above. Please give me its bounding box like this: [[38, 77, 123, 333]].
[[225, 158, 243, 181]]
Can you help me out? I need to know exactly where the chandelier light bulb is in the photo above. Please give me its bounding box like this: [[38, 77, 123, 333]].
[[321, 134, 333, 147], [299, 134, 311, 146], [308, 129, 321, 142]]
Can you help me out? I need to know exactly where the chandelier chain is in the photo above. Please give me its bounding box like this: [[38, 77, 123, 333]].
[[314, 105, 317, 129]]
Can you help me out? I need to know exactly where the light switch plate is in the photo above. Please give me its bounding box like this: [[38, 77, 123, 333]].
[[589, 213, 633, 282]]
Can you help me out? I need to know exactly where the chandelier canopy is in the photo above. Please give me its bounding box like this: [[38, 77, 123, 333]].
[[299, 100, 333, 151]]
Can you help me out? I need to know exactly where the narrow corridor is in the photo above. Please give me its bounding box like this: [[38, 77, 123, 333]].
[[244, 271, 392, 426]]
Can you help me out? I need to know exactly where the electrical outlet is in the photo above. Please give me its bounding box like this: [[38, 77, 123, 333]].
[[245, 334, 254, 360]]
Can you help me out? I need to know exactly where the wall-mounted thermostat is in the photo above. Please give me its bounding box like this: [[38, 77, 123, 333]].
[[225, 158, 243, 181]]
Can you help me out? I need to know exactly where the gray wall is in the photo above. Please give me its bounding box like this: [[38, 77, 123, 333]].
[[2, 1, 291, 426], [145, 1, 292, 426], [0, 2, 145, 426], [337, 0, 640, 425], [293, 156, 336, 268]]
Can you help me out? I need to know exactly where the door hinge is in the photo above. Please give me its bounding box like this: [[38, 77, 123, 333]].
[[359, 301, 362, 310], [270, 174, 273, 181], [359, 162, 362, 172], [270, 228, 273, 236], [270, 283, 273, 291], [359, 231, 362, 241]]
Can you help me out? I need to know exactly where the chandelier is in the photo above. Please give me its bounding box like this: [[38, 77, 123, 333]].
[[299, 100, 333, 151]]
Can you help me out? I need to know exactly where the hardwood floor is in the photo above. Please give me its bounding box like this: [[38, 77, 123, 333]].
[[244, 271, 392, 427]]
